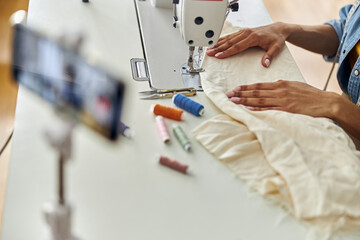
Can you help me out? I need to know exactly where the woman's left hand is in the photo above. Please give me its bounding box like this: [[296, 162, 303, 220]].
[[226, 80, 339, 118]]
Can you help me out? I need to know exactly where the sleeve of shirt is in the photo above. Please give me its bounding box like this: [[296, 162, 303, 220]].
[[323, 4, 353, 62]]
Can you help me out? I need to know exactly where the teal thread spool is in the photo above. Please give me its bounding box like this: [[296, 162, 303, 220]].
[[172, 124, 191, 152]]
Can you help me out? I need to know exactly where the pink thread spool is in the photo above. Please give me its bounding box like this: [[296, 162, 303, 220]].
[[155, 116, 170, 143], [156, 154, 190, 174]]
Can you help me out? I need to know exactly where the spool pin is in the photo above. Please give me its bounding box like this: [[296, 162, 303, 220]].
[[151, 104, 184, 121], [172, 94, 204, 117]]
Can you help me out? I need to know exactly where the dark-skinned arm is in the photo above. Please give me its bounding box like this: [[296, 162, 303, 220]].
[[207, 22, 339, 67]]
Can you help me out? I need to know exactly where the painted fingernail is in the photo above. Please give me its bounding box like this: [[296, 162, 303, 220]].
[[264, 58, 271, 68], [215, 52, 223, 57], [225, 91, 234, 98], [230, 97, 241, 103]]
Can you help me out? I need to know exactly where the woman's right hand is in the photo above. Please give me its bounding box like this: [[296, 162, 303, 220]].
[[206, 22, 290, 68]]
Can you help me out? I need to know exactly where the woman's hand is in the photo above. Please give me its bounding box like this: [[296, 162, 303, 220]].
[[226, 80, 360, 140], [206, 22, 290, 68], [225, 80, 340, 118]]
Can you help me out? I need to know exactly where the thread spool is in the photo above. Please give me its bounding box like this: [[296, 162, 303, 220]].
[[172, 124, 191, 151], [155, 116, 170, 143], [151, 104, 184, 121], [119, 121, 133, 138], [172, 94, 204, 117], [156, 154, 190, 174]]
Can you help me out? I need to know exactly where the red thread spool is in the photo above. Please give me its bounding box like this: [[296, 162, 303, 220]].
[[152, 104, 184, 121], [156, 155, 190, 174]]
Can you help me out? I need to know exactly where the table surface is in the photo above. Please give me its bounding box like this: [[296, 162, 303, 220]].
[[1, 0, 355, 239]]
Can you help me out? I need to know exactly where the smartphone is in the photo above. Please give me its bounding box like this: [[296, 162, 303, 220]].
[[11, 24, 125, 140]]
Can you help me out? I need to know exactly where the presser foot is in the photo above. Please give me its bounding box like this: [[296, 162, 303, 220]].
[[187, 66, 204, 73], [180, 63, 203, 91]]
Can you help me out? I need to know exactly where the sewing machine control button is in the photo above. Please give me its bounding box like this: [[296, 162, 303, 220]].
[[206, 30, 214, 38], [195, 17, 203, 25], [355, 69, 359, 76]]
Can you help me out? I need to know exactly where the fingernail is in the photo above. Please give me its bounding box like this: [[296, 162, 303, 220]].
[[215, 52, 223, 57], [246, 106, 255, 111], [230, 97, 241, 102], [225, 91, 234, 98], [264, 58, 271, 68]]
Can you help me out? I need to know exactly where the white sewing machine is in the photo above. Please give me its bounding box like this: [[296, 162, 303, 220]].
[[132, 0, 239, 90]]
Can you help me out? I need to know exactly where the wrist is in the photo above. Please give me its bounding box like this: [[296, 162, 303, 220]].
[[280, 23, 302, 42], [327, 93, 346, 120], [273, 22, 291, 40]]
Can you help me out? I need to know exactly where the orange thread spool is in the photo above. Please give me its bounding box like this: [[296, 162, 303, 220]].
[[152, 104, 184, 121]]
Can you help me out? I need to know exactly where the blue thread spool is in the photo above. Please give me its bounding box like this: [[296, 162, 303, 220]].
[[172, 94, 204, 117]]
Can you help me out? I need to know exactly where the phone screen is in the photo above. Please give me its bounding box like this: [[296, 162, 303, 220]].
[[12, 24, 125, 140]]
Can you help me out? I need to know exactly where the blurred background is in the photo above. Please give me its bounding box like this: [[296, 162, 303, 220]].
[[0, 0, 355, 230]]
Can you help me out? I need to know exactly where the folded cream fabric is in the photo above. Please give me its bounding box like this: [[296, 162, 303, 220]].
[[193, 22, 360, 238]]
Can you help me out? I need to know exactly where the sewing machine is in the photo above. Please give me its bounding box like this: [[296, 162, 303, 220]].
[[132, 0, 239, 91]]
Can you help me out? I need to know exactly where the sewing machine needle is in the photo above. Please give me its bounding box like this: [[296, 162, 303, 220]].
[[198, 47, 204, 68]]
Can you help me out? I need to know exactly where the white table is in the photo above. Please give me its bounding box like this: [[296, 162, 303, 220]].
[[0, 0, 323, 239]]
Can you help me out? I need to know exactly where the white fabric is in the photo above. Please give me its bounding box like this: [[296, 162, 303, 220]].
[[193, 23, 360, 237]]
